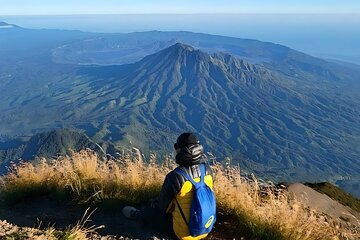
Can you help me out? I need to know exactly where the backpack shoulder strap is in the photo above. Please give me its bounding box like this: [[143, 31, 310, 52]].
[[174, 167, 198, 186], [175, 197, 188, 226], [174, 164, 207, 186], [200, 163, 206, 183]]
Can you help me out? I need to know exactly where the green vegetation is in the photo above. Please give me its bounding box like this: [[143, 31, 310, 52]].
[[306, 182, 360, 212]]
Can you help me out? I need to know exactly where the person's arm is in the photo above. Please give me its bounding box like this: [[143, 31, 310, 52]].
[[158, 171, 180, 212]]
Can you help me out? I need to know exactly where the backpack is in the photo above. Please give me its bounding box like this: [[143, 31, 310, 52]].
[[174, 164, 216, 237]]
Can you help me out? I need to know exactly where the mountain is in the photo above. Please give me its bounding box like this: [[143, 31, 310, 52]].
[[3, 42, 356, 184], [0, 25, 359, 196], [70, 43, 359, 183], [0, 128, 103, 172]]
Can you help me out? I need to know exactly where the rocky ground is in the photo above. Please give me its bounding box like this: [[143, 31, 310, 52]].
[[287, 183, 360, 239], [0, 219, 166, 240], [288, 183, 360, 228]]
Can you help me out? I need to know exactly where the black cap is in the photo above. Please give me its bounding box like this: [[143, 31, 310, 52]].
[[174, 132, 204, 166], [174, 132, 200, 150]]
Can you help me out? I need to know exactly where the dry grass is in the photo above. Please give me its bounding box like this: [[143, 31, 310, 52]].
[[212, 164, 343, 240], [54, 208, 104, 240], [1, 150, 168, 204], [0, 150, 352, 240]]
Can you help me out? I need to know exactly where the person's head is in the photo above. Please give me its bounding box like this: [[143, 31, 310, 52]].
[[174, 132, 204, 166]]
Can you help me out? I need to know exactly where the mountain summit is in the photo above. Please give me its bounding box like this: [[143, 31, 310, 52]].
[[139, 42, 213, 71], [136, 42, 271, 84], [167, 42, 195, 52], [142, 42, 257, 67]]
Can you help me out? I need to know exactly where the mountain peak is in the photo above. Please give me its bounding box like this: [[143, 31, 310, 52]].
[[160, 42, 198, 57], [138, 42, 210, 68], [170, 42, 195, 52], [137, 42, 266, 76]]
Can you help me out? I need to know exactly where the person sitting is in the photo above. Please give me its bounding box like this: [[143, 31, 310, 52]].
[[123, 132, 216, 240]]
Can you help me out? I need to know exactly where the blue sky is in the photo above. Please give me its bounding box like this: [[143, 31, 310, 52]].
[[1, 0, 360, 15]]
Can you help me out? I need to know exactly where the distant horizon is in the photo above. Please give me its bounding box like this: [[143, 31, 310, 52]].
[[1, 0, 360, 15], [2, 13, 360, 65], [2, 13, 360, 16]]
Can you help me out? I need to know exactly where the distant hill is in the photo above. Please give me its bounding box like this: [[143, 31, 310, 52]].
[[0, 128, 102, 173]]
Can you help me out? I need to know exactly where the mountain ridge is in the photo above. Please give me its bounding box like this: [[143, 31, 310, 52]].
[[51, 30, 360, 85]]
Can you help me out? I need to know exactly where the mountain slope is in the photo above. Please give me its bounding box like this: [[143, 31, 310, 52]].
[[62, 43, 359, 183], [287, 183, 360, 229], [305, 182, 360, 212]]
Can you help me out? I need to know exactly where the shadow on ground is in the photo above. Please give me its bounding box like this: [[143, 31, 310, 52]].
[[0, 196, 241, 239]]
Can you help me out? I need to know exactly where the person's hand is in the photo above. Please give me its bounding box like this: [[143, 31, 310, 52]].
[[150, 198, 159, 208]]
